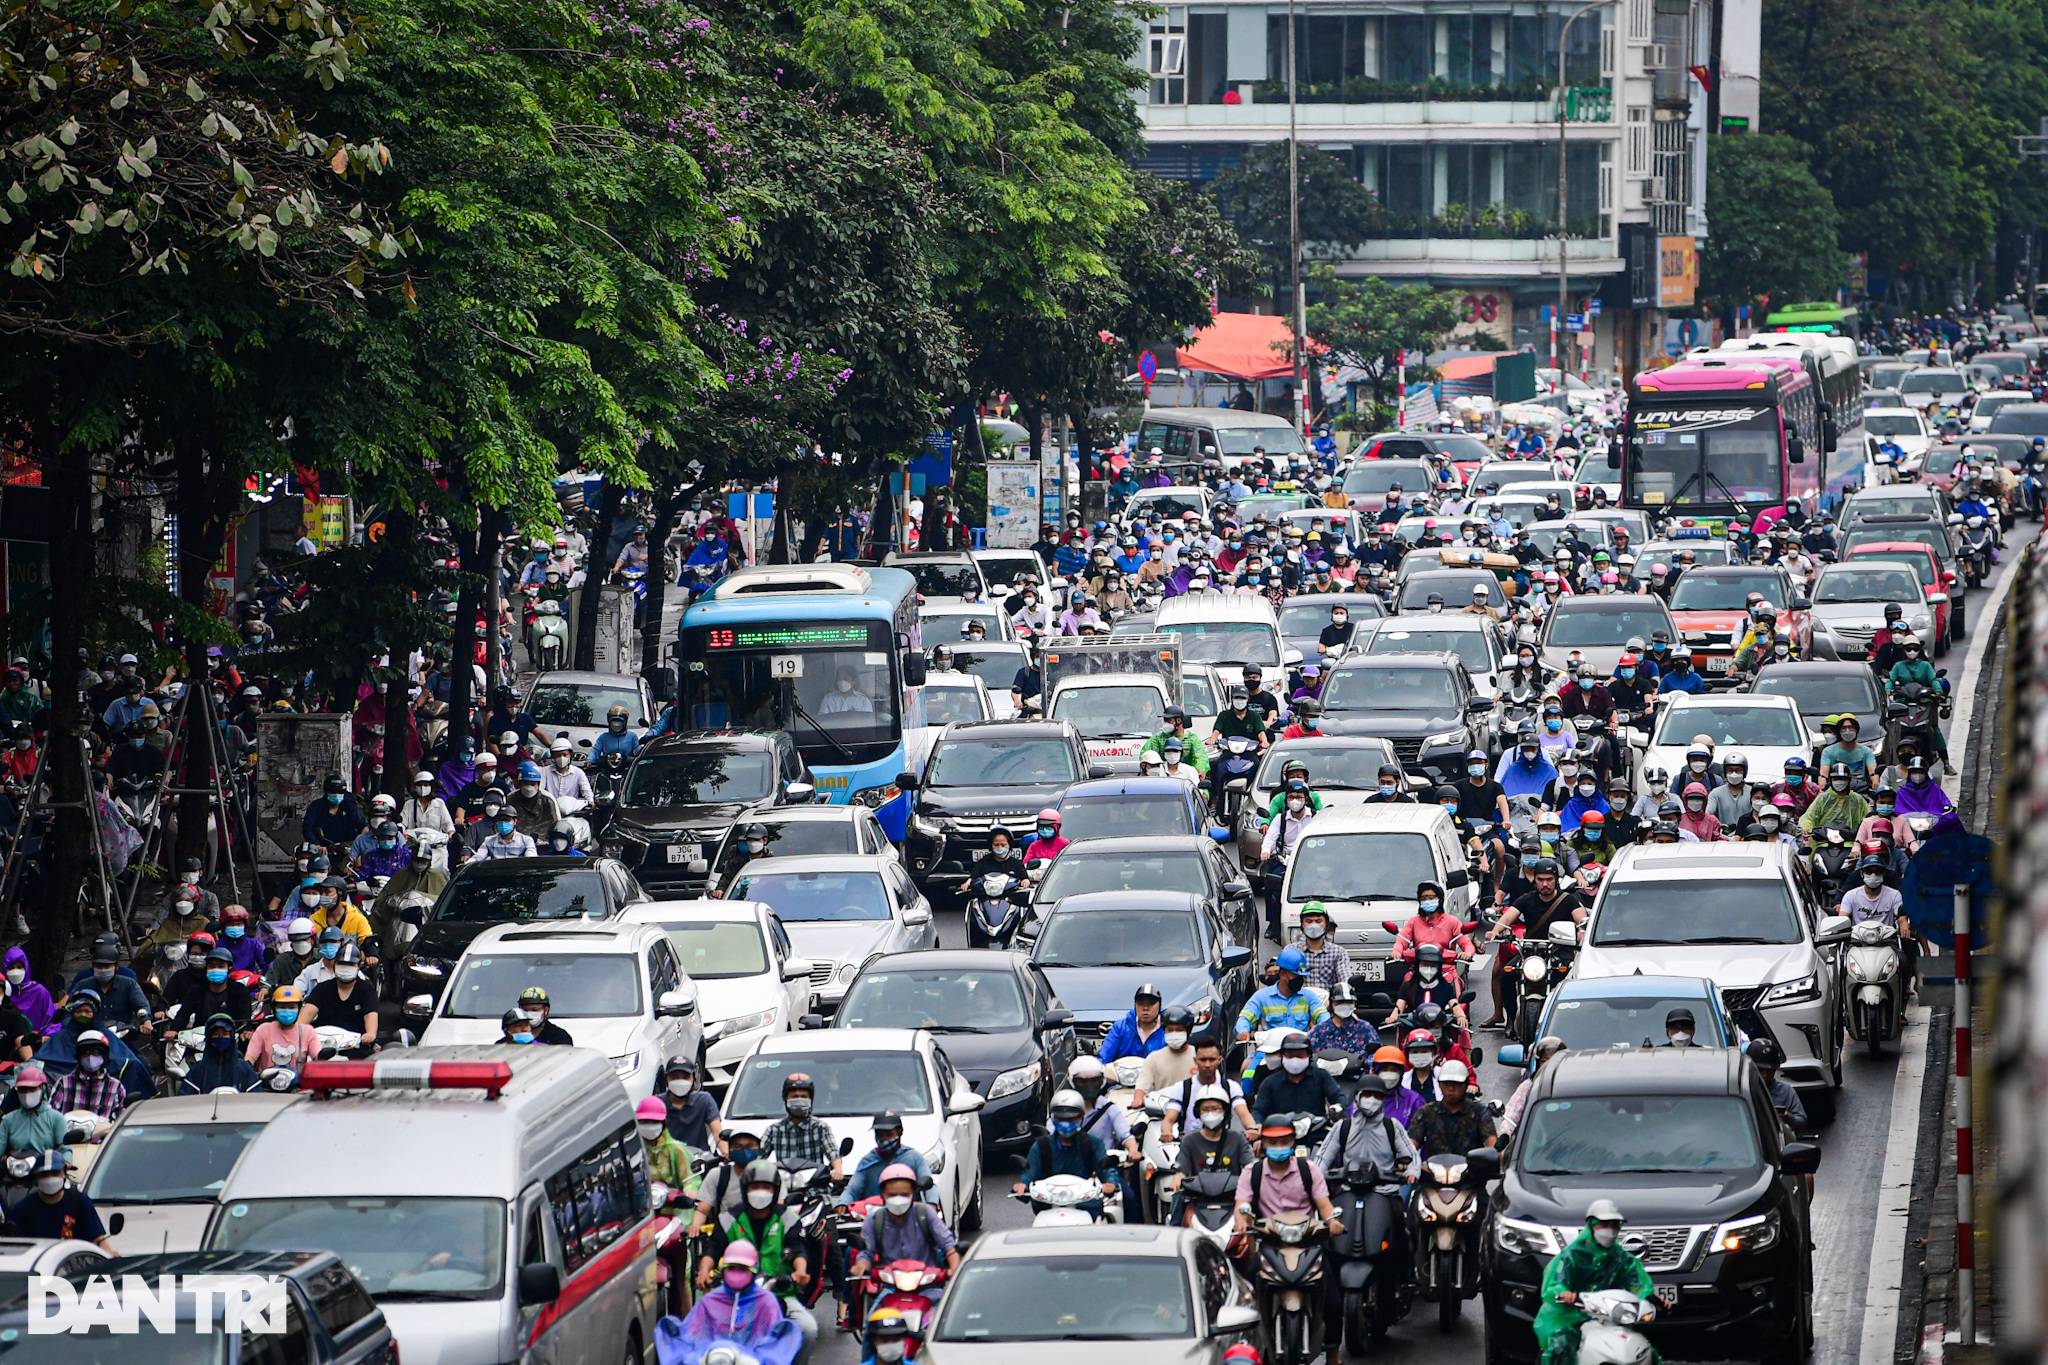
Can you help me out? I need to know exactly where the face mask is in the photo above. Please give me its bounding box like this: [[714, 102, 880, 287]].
[[1619, 669, 1635, 680], [883, 1194, 914, 1217], [1418, 899, 1440, 915], [1407, 1051, 1434, 1070], [1685, 797, 1705, 811], [1878, 802, 1896, 815], [337, 965, 360, 983], [207, 1034, 233, 1054], [496, 820, 515, 835], [1053, 1118, 1081, 1138], [1545, 719, 1562, 734], [327, 793, 343, 806], [35, 1174, 63, 1196], [510, 1030, 535, 1044], [1760, 816, 1780, 832], [1265, 1145, 1295, 1164], [16, 1089, 39, 1111], [1378, 1068, 1404, 1088], [1281, 1055, 1309, 1076], [637, 1120, 664, 1142], [1038, 826, 1056, 840], [1593, 1227, 1619, 1249], [723, 1269, 755, 1293], [206, 968, 228, 985], [2, 968, 21, 987], [1164, 1029, 1190, 1052], [1864, 872, 1887, 890], [225, 925, 246, 940], [1520, 855, 1538, 869], [1520, 748, 1539, 764], [1199, 1108, 1227, 1131], [275, 1008, 300, 1026], [1302, 918, 1327, 940], [1577, 783, 1596, 798], [1649, 782, 1669, 796], [786, 1098, 812, 1119], [80, 1053, 105, 1073], [92, 966, 115, 984], [1689, 759, 1708, 773], [1519, 656, 1535, 670], [745, 1187, 775, 1210], [319, 943, 339, 961], [1357, 1096, 1384, 1118], [1831, 778, 1850, 792], [553, 755, 570, 769], [1287, 797, 1306, 813]]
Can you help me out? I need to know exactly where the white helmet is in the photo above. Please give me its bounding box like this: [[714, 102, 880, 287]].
[[1438, 1059, 1472, 1085], [1067, 1057, 1105, 1084], [550, 736, 573, 754], [1585, 1198, 1624, 1225], [286, 916, 315, 937], [1189, 1083, 1232, 1113]]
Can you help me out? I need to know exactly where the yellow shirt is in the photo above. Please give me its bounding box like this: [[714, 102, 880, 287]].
[[312, 904, 373, 943]]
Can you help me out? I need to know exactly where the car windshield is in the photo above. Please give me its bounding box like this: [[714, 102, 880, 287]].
[[1576, 457, 1620, 486], [926, 739, 1078, 786], [1751, 669, 1881, 716], [1518, 1096, 1760, 1175], [432, 869, 607, 923], [838, 967, 1029, 1031], [1288, 832, 1438, 902], [1901, 371, 1966, 395], [1545, 602, 1672, 648], [1131, 491, 1207, 520], [935, 1256, 1193, 1341], [1365, 626, 1493, 674], [1236, 495, 1310, 520], [1652, 703, 1803, 746], [1215, 424, 1306, 456], [976, 554, 1043, 590], [1323, 665, 1461, 712], [1431, 435, 1493, 462], [1038, 851, 1210, 901], [924, 610, 1003, 641], [898, 559, 981, 597], [210, 1196, 506, 1298], [1051, 685, 1165, 739], [624, 752, 775, 807], [1864, 413, 1923, 437], [1543, 995, 1718, 1051], [1814, 566, 1923, 604], [0, 1328, 229, 1364], [84, 1122, 270, 1202], [1625, 409, 1783, 507], [1479, 464, 1558, 488], [442, 952, 642, 1018], [526, 683, 642, 728], [1844, 528, 1949, 564], [1280, 603, 1348, 639], [923, 684, 987, 727], [1667, 573, 1786, 612], [652, 921, 769, 979], [1181, 674, 1218, 716], [1847, 492, 1938, 519], [728, 1050, 933, 1117], [1592, 878, 1803, 945], [1849, 550, 1936, 587], [1060, 795, 1195, 841], [734, 869, 891, 922], [1253, 741, 1396, 792], [953, 648, 1026, 692], [1035, 907, 1203, 965], [1159, 619, 1281, 667], [1343, 463, 1427, 495]]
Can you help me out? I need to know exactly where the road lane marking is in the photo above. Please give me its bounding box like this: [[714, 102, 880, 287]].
[[1859, 1004, 1932, 1365]]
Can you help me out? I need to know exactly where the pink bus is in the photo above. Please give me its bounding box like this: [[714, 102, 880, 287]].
[[1620, 356, 1839, 532]]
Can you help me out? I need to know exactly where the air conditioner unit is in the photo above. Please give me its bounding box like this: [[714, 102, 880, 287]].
[[1645, 175, 1667, 201]]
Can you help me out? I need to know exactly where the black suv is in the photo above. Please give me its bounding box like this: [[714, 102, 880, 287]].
[[905, 719, 1103, 897], [1476, 1048, 1820, 1365], [397, 855, 648, 1021], [1317, 651, 1494, 784], [601, 731, 810, 893]]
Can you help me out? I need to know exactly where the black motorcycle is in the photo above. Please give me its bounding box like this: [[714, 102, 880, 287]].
[[1504, 925, 1578, 1044], [1809, 823, 1859, 906], [1252, 1212, 1329, 1365], [1327, 1155, 1413, 1351]]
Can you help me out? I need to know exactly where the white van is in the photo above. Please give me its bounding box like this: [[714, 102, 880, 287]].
[[1134, 407, 1310, 468], [1277, 805, 1478, 974], [207, 1047, 658, 1365], [1155, 590, 1292, 691]]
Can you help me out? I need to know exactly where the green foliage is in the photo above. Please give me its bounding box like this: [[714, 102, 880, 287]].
[[1700, 135, 1849, 310], [1208, 145, 1385, 300], [262, 536, 455, 699], [1304, 267, 1462, 403]]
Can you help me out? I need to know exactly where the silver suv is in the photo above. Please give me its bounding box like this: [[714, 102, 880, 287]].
[[1569, 842, 1849, 1123]]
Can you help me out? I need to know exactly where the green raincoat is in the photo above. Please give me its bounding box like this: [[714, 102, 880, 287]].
[[1533, 1224, 1656, 1365]]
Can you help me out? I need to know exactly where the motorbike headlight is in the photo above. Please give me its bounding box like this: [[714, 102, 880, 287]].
[[1418, 1202, 1438, 1222], [1496, 1217, 1560, 1257], [716, 1008, 777, 1038], [1847, 957, 1867, 981], [988, 1060, 1042, 1100], [1710, 1210, 1780, 1254], [1521, 955, 1547, 982], [1762, 972, 1820, 1006]]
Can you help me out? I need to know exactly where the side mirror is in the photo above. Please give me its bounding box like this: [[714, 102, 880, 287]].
[[1823, 418, 1840, 452], [657, 989, 696, 1018], [1220, 945, 1254, 971], [902, 653, 929, 688], [948, 1091, 987, 1116], [903, 902, 933, 926], [1498, 1043, 1527, 1068], [1457, 989, 1477, 1005], [1038, 1008, 1074, 1032], [797, 1012, 827, 1030], [1463, 1147, 1503, 1182], [1444, 868, 1471, 889], [784, 781, 815, 803], [1209, 826, 1232, 842], [1223, 879, 1252, 899], [1606, 446, 1621, 469], [1782, 1140, 1822, 1174], [1792, 596, 1812, 611], [1210, 1301, 1263, 1336], [1815, 914, 1852, 944], [840, 1135, 858, 1156], [781, 956, 813, 980], [1787, 432, 1806, 464], [1088, 763, 1114, 779], [518, 1263, 562, 1306]]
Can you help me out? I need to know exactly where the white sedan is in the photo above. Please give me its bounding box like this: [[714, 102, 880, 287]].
[[621, 899, 815, 1087], [722, 1027, 987, 1229], [1641, 693, 1813, 800], [909, 670, 995, 777]]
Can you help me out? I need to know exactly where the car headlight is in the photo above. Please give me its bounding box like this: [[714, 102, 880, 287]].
[[1423, 730, 1468, 751], [1710, 1210, 1780, 1254], [987, 1060, 1042, 1100], [1495, 1217, 1561, 1257], [611, 1051, 642, 1077], [837, 961, 859, 982], [1762, 972, 1820, 1005], [851, 785, 891, 809], [716, 1008, 777, 1038], [407, 960, 446, 979], [1191, 999, 1216, 1029], [911, 814, 945, 839]]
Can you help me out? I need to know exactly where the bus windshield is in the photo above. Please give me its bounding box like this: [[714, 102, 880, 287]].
[[1626, 406, 1784, 508], [681, 620, 903, 762]]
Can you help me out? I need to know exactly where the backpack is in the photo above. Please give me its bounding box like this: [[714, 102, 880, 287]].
[[862, 1201, 946, 1266], [1247, 1153, 1315, 1214]]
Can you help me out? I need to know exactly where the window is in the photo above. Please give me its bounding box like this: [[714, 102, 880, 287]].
[[728, 1050, 936, 1117], [1035, 907, 1205, 966], [648, 939, 682, 1000], [239, 1296, 313, 1365], [735, 870, 892, 922], [1036, 852, 1213, 903], [521, 1201, 550, 1267], [212, 1197, 507, 1299], [1288, 832, 1439, 902], [1628, 0, 1652, 42], [1519, 1095, 1760, 1175], [307, 1262, 380, 1343], [1149, 7, 1187, 104], [1591, 879, 1802, 946], [546, 1123, 650, 1274], [659, 921, 771, 979], [441, 952, 643, 1018], [840, 967, 1030, 1030]]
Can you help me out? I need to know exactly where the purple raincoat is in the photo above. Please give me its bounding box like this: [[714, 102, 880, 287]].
[[655, 1284, 801, 1365], [3, 946, 55, 1033]]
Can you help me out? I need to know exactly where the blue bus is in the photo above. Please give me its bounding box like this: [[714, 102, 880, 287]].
[[676, 564, 926, 803]]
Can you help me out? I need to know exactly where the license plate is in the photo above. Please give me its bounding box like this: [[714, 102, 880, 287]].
[[1705, 657, 1732, 673], [1357, 959, 1385, 982], [665, 844, 694, 865], [1653, 1285, 1679, 1308]]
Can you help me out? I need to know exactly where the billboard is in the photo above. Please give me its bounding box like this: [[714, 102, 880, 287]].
[[1659, 236, 1699, 309]]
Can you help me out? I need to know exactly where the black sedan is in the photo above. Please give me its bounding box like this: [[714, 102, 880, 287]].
[[1027, 890, 1256, 1059], [835, 949, 1079, 1153], [1027, 834, 1255, 951], [397, 856, 648, 1021], [1749, 661, 1886, 755]]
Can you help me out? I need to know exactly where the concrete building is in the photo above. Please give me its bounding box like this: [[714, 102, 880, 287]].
[[1135, 0, 1735, 382]]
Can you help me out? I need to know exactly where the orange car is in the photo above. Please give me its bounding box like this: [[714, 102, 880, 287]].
[[1664, 564, 1811, 680]]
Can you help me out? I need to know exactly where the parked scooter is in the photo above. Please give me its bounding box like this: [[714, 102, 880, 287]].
[[1574, 1289, 1659, 1365], [1412, 1152, 1483, 1332], [1846, 918, 1909, 1055], [1250, 1212, 1329, 1365]]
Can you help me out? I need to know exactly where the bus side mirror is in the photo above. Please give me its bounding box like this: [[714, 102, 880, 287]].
[[1606, 447, 1620, 469], [902, 653, 929, 687], [1823, 418, 1840, 453], [1787, 430, 1806, 464]]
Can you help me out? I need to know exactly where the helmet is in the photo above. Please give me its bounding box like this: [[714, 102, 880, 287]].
[[14, 1065, 44, 1089], [1533, 1036, 1567, 1062], [1189, 1083, 1233, 1114], [1329, 981, 1357, 1007], [76, 1029, 108, 1053], [1858, 853, 1889, 873], [1747, 1037, 1784, 1068], [1414, 942, 1445, 968], [1274, 946, 1308, 975], [867, 1309, 913, 1344], [1372, 1046, 1407, 1068], [780, 1071, 814, 1098], [1585, 1198, 1624, 1226], [607, 704, 630, 723], [1161, 1004, 1195, 1029], [1036, 808, 1061, 829], [1048, 1089, 1087, 1121], [548, 821, 578, 847], [1403, 1029, 1437, 1052], [1278, 1030, 1311, 1053], [550, 736, 572, 755], [1438, 1060, 1472, 1085], [1068, 1056, 1106, 1084], [877, 1162, 920, 1189], [635, 1096, 667, 1122], [742, 1157, 780, 1189], [335, 941, 363, 966], [719, 1242, 761, 1271]]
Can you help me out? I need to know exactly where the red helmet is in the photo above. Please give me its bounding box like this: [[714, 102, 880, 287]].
[[222, 905, 250, 924], [1223, 1346, 1264, 1365], [1035, 808, 1061, 829], [1404, 1028, 1437, 1051]]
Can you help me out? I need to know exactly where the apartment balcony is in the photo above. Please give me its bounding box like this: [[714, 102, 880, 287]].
[[1320, 235, 1622, 281]]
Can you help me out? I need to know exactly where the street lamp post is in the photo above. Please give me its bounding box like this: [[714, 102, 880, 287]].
[[1288, 0, 1307, 436], [1557, 0, 1612, 381]]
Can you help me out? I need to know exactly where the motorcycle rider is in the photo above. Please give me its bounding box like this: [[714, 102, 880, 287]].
[[1747, 1038, 1807, 1127], [1167, 1083, 1257, 1219], [265, 918, 322, 995], [244, 984, 321, 1073], [1801, 762, 1873, 838], [654, 1056, 721, 1152], [0, 1066, 66, 1160], [1886, 634, 1950, 766], [1133, 1005, 1200, 1108], [1022, 808, 1068, 864], [1840, 852, 1918, 989], [1498, 1037, 1567, 1140], [181, 1012, 261, 1094], [1495, 728, 1559, 801], [763, 1073, 844, 1182], [1704, 753, 1756, 828], [1236, 1116, 1344, 1363], [1391, 883, 1474, 990], [1159, 1036, 1257, 1141], [400, 771, 455, 838], [541, 736, 594, 804], [1533, 1200, 1656, 1365], [475, 799, 538, 859], [302, 773, 366, 857], [1093, 981, 1167, 1062], [701, 1157, 817, 1354], [595, 704, 642, 764], [1309, 982, 1381, 1056], [849, 1162, 961, 1286], [69, 939, 151, 1033], [48, 1030, 126, 1124], [176, 945, 253, 1027], [1250, 1029, 1345, 1124], [1260, 780, 1317, 939], [6, 1149, 112, 1249], [672, 1241, 802, 1364], [1234, 947, 1331, 1077], [303, 943, 376, 1048], [507, 761, 563, 841], [1014, 1088, 1119, 1219]]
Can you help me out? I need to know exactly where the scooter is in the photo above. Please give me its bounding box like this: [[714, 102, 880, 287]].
[[1809, 824, 1858, 906], [857, 1260, 946, 1356], [1251, 1212, 1328, 1365], [1574, 1288, 1659, 1365], [553, 793, 595, 851], [1214, 735, 1259, 824], [528, 599, 570, 671], [1412, 1153, 1482, 1332], [1846, 918, 1908, 1055], [1959, 515, 1995, 587], [779, 1143, 852, 1312], [315, 1026, 367, 1059], [965, 870, 1029, 949], [1506, 920, 1579, 1044], [1012, 1164, 1125, 1226], [649, 1179, 693, 1318], [1327, 1155, 1414, 1353], [1886, 679, 1947, 760], [1175, 1166, 1238, 1251]]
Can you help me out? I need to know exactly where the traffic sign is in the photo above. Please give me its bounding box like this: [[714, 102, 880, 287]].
[[1586, 298, 1602, 317], [1137, 351, 1158, 381], [1565, 313, 1587, 332]]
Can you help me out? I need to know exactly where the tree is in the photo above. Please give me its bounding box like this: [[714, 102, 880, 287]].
[[1208, 145, 1385, 302], [1304, 268, 1462, 410], [1700, 135, 1849, 312]]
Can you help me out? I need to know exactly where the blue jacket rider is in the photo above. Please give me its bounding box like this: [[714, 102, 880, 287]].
[[1096, 985, 1167, 1062], [1233, 947, 1330, 1077]]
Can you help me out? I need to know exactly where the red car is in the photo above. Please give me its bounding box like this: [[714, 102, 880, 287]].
[[1841, 542, 1959, 652], [1664, 565, 1811, 679]]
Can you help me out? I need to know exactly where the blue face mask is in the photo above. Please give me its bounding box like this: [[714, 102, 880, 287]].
[[511, 1030, 535, 1044], [327, 793, 343, 806], [1038, 826, 1056, 841], [1053, 1119, 1081, 1138], [274, 1008, 300, 1025], [1442, 802, 1459, 815], [130, 738, 145, 748], [225, 926, 245, 940], [1545, 718, 1562, 733], [319, 943, 339, 961], [206, 968, 228, 985], [1786, 774, 1804, 787], [1378, 784, 1395, 797], [1520, 854, 1538, 868], [1619, 668, 1636, 680], [1468, 763, 1487, 778], [1265, 1146, 1295, 1164], [379, 839, 397, 851], [496, 819, 515, 835]]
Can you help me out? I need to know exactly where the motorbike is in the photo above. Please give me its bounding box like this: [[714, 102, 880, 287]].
[[1959, 515, 1995, 588], [1312, 1048, 1372, 1109], [1574, 1288, 1659, 1365], [1506, 920, 1579, 1044], [1214, 735, 1259, 824], [1809, 824, 1859, 906], [314, 1026, 369, 1060], [1327, 1155, 1413, 1353], [592, 752, 630, 810], [1411, 1152, 1483, 1332], [1846, 918, 1909, 1055], [1175, 1166, 1238, 1252], [965, 869, 1029, 949], [1250, 1212, 1329, 1365], [856, 1260, 947, 1357], [1012, 1164, 1124, 1226], [649, 1179, 693, 1318], [1886, 679, 1947, 761], [778, 1143, 852, 1311], [113, 775, 161, 833], [528, 599, 570, 671], [553, 793, 595, 851]]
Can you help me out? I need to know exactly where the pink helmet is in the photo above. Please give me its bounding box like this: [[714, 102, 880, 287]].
[[635, 1096, 667, 1122], [879, 1162, 920, 1189], [14, 1065, 44, 1088], [719, 1241, 760, 1270]]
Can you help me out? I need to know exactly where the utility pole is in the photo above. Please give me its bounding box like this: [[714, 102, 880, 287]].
[[2017, 117, 2048, 321], [1557, 0, 1612, 384], [1287, 0, 1307, 436]]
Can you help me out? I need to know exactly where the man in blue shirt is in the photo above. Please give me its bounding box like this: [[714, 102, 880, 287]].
[[1232, 947, 1330, 1078], [1096, 983, 1167, 1062], [1657, 653, 1705, 694]]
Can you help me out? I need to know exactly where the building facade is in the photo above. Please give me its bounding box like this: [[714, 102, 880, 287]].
[[1136, 0, 1728, 382]]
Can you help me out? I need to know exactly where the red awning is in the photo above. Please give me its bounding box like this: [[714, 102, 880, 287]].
[[1436, 354, 1501, 381], [1176, 312, 1305, 381]]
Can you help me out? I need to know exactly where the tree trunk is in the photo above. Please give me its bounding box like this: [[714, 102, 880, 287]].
[[381, 502, 420, 804], [481, 512, 503, 701], [173, 444, 232, 882], [638, 490, 690, 682], [574, 481, 621, 670], [37, 445, 95, 980], [447, 513, 484, 756]]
